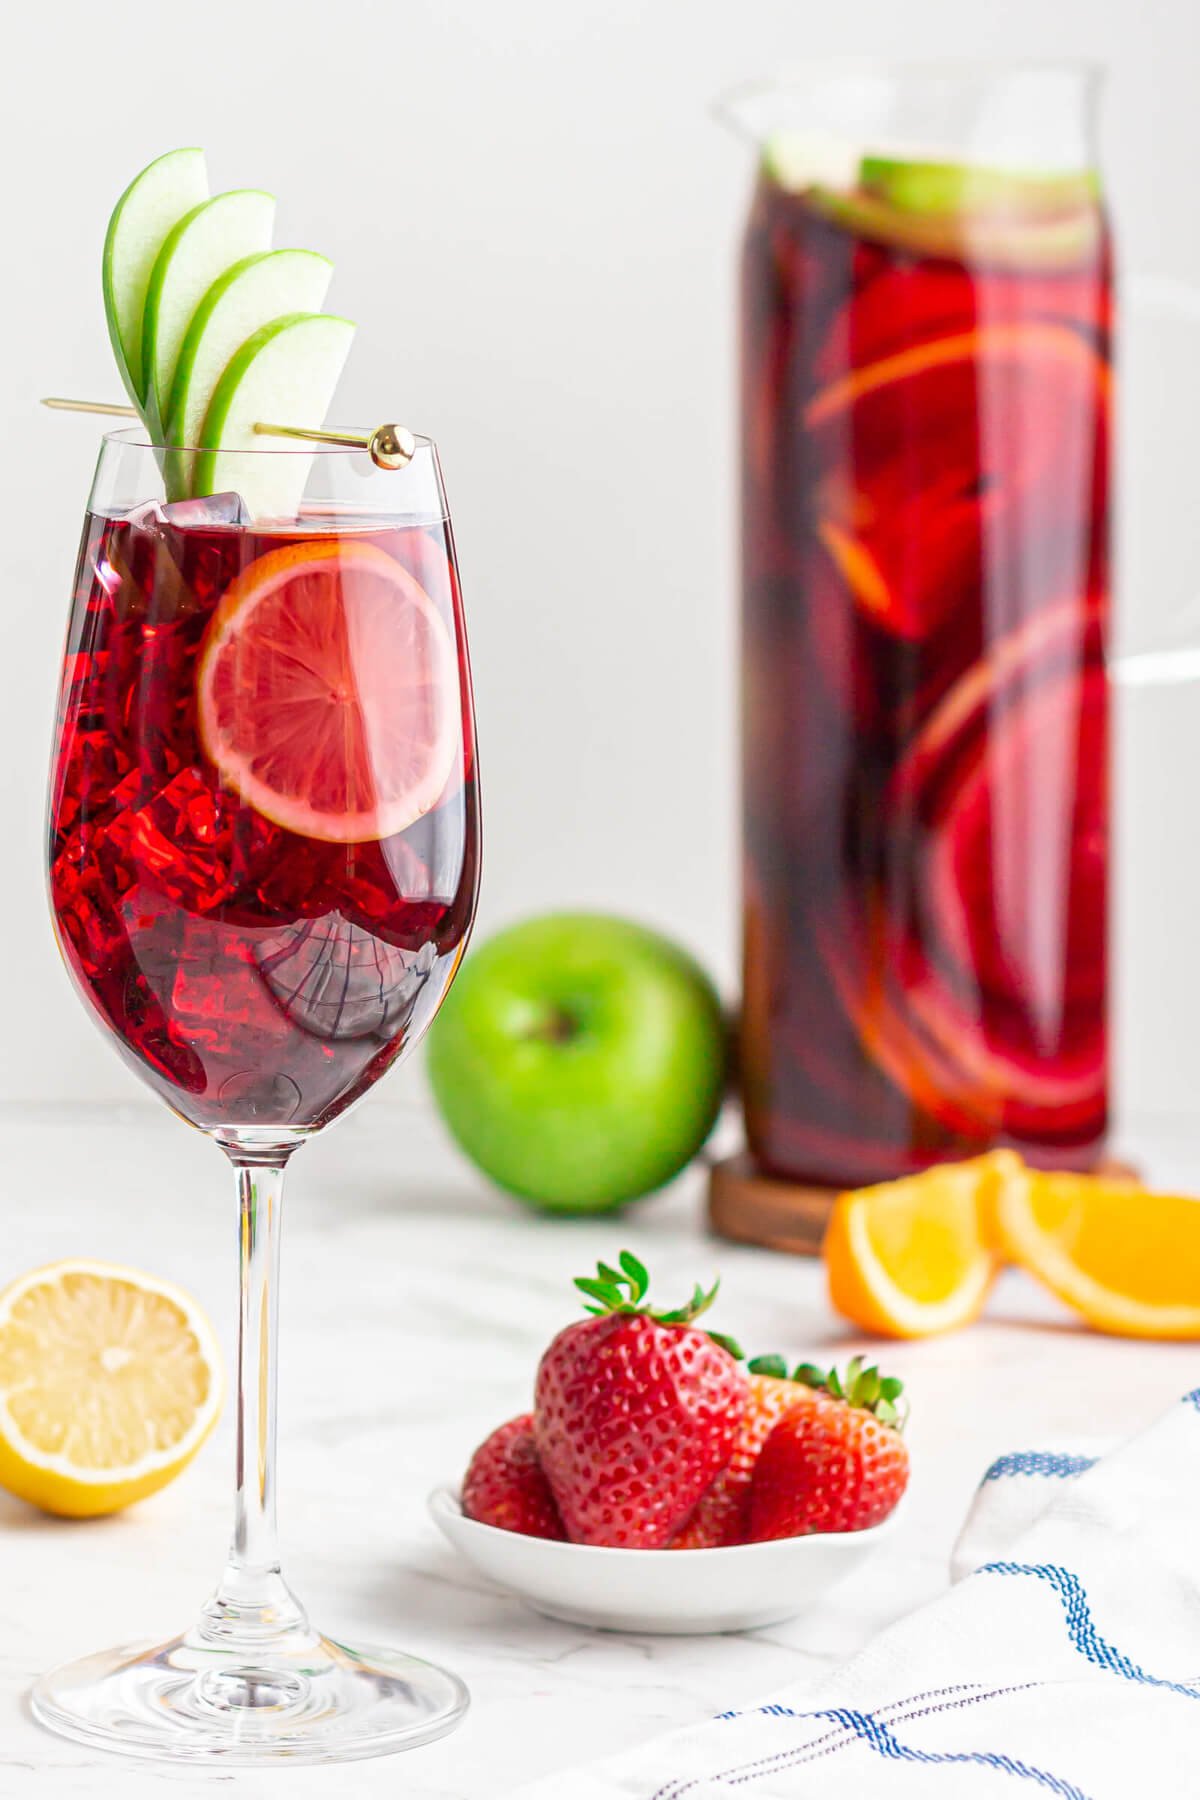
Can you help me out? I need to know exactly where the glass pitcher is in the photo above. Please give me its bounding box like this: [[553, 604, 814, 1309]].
[[720, 63, 1111, 1187]]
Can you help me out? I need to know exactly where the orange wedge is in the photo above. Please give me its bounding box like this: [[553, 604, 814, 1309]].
[[993, 1169, 1200, 1339], [824, 1152, 1020, 1338]]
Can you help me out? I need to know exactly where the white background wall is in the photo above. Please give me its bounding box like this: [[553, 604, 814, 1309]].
[[3, 0, 1199, 1124]]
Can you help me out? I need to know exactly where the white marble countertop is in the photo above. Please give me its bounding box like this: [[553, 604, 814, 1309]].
[[1, 1100, 1197, 1797]]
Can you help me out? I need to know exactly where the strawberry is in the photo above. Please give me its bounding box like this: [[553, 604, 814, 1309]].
[[534, 1252, 748, 1548], [462, 1414, 566, 1540], [747, 1355, 910, 1540], [669, 1361, 823, 1548]]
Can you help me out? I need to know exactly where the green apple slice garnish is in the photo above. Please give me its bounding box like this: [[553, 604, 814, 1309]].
[[859, 155, 1100, 218], [102, 148, 208, 407], [193, 312, 356, 521], [140, 190, 276, 441], [163, 248, 333, 499]]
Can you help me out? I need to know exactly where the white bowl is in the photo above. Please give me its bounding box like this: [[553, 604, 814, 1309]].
[[428, 1486, 900, 1635]]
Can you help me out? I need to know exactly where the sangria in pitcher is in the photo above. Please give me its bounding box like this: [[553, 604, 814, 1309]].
[[729, 65, 1111, 1185]]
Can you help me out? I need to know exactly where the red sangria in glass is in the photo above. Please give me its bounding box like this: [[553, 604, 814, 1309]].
[[50, 491, 479, 1135], [727, 65, 1111, 1186]]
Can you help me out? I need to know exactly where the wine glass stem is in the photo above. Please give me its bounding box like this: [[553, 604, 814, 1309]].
[[200, 1149, 309, 1648]]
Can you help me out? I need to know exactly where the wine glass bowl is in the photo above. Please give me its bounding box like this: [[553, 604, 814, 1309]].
[[48, 431, 479, 1140]]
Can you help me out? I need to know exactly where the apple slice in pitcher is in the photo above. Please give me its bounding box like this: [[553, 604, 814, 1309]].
[[859, 156, 1100, 218], [193, 312, 356, 521], [805, 184, 1101, 268], [102, 148, 209, 409], [163, 249, 333, 498], [141, 190, 276, 441], [761, 130, 860, 193]]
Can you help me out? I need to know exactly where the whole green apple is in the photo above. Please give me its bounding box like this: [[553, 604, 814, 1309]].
[[427, 914, 727, 1212]]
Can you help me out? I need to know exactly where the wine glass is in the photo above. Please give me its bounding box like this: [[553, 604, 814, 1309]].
[[37, 427, 480, 1763]]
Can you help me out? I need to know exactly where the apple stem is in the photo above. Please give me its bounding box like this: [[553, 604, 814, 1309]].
[[533, 1006, 578, 1047]]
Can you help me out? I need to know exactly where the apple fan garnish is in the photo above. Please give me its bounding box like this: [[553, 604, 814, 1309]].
[[101, 148, 355, 518]]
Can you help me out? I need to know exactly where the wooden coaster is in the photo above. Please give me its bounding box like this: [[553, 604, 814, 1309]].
[[707, 1154, 833, 1257], [707, 1151, 1141, 1259]]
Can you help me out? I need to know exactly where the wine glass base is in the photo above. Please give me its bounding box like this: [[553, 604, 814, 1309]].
[[30, 1626, 469, 1766]]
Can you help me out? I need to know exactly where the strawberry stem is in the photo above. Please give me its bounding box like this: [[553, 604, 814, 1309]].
[[745, 1351, 908, 1429], [572, 1254, 744, 1360]]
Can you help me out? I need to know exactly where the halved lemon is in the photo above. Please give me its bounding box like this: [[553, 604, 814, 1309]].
[[993, 1170, 1200, 1339], [197, 538, 459, 845], [0, 1261, 223, 1516], [824, 1152, 1020, 1338]]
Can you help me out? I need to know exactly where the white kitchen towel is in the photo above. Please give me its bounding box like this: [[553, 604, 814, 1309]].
[[512, 1388, 1200, 1800], [949, 1439, 1110, 1583]]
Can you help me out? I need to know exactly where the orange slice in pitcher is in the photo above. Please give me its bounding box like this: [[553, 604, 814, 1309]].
[[197, 539, 458, 843], [807, 322, 1110, 640]]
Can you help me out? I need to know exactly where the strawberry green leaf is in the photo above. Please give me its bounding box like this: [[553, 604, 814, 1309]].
[[784, 1355, 908, 1425], [570, 1256, 726, 1329], [793, 1361, 828, 1390], [707, 1330, 745, 1361], [618, 1250, 649, 1299], [856, 1366, 881, 1408], [747, 1353, 789, 1378], [575, 1277, 622, 1306]]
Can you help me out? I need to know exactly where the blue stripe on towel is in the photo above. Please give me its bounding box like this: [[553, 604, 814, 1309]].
[[982, 1452, 1097, 1484], [788, 1706, 1092, 1799], [978, 1562, 1200, 1699], [1182, 1387, 1200, 1412], [652, 1685, 1085, 1800]]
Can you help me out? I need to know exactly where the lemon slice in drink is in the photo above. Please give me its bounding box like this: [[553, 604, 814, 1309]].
[[197, 538, 459, 843], [0, 1261, 222, 1517]]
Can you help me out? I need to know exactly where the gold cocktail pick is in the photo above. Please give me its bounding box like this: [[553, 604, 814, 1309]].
[[40, 397, 417, 471]]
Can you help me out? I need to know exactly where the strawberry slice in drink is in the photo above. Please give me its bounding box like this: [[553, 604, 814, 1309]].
[[197, 538, 459, 844], [893, 601, 1107, 1010], [806, 322, 1110, 641], [826, 600, 1108, 1150], [927, 665, 1108, 1011]]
